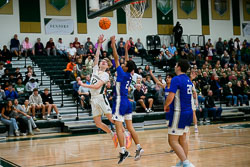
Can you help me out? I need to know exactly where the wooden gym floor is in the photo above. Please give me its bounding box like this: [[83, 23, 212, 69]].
[[0, 122, 250, 167]]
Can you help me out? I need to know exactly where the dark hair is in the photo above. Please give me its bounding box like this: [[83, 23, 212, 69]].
[[167, 73, 174, 78], [177, 59, 190, 73], [33, 88, 38, 92], [126, 60, 135, 73]]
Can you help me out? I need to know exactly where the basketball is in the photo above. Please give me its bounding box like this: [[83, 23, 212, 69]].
[[99, 17, 111, 30]]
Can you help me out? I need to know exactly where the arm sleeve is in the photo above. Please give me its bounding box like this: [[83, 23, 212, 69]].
[[169, 77, 179, 94]]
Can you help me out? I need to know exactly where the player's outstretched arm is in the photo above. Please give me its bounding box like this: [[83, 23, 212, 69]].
[[149, 70, 166, 89], [111, 36, 119, 68], [125, 40, 129, 62], [164, 92, 175, 112], [94, 34, 106, 66]]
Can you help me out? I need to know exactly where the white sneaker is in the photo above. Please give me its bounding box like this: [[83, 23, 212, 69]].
[[205, 119, 210, 123], [47, 116, 51, 121], [148, 108, 154, 112], [58, 115, 62, 120], [171, 160, 183, 167], [183, 161, 195, 167], [15, 130, 20, 136], [20, 133, 27, 136], [145, 108, 149, 113]]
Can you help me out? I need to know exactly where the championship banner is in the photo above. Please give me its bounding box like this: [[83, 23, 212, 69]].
[[0, 0, 13, 14], [243, 0, 250, 21], [243, 23, 250, 36], [45, 18, 74, 35], [200, 0, 210, 35], [177, 0, 197, 19], [157, 0, 173, 35], [46, 0, 71, 16], [211, 0, 230, 20]]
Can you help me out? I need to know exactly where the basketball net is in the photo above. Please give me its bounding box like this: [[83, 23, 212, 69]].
[[121, 0, 146, 32]]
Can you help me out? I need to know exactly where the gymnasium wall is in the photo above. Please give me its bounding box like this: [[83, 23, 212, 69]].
[[0, 0, 249, 50]]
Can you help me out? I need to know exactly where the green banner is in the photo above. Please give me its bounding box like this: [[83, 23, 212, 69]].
[[117, 8, 127, 34], [232, 0, 241, 35], [200, 0, 210, 35], [157, 0, 173, 35], [76, 0, 87, 34]]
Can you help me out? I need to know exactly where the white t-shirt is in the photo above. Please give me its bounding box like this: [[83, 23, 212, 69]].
[[56, 42, 66, 51], [0, 67, 5, 77], [90, 65, 109, 96], [67, 47, 77, 55]]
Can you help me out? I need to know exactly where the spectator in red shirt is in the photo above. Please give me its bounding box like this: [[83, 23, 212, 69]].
[[45, 38, 56, 56], [73, 37, 81, 49]]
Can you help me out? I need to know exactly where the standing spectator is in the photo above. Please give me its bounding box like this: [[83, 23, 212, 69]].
[[1, 45, 11, 62], [5, 85, 18, 100], [228, 38, 234, 54], [173, 21, 183, 48], [234, 81, 248, 106], [84, 37, 94, 50], [216, 37, 224, 57], [67, 43, 77, 61], [134, 84, 154, 113], [200, 72, 210, 96], [34, 38, 45, 55], [41, 88, 62, 120], [56, 38, 67, 56], [73, 37, 81, 49], [206, 38, 212, 47], [10, 34, 21, 58], [45, 38, 56, 56], [29, 88, 45, 121], [224, 82, 237, 106], [21, 37, 34, 58], [223, 40, 229, 52], [204, 90, 223, 121], [25, 77, 39, 94], [1, 100, 20, 136]]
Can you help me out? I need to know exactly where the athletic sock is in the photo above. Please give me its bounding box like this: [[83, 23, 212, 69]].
[[195, 124, 198, 128], [136, 144, 141, 150], [120, 147, 126, 154]]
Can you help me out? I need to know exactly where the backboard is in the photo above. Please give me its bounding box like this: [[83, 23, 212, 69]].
[[87, 0, 140, 19]]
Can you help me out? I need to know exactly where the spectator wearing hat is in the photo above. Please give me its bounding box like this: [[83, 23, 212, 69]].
[[29, 88, 45, 121], [41, 88, 62, 120], [25, 77, 39, 94]]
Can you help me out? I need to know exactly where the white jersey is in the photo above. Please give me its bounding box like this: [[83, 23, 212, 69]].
[[90, 65, 109, 96]]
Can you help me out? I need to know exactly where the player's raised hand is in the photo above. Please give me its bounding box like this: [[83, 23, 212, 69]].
[[125, 40, 129, 50], [110, 36, 116, 45], [190, 71, 197, 80], [98, 34, 106, 44]]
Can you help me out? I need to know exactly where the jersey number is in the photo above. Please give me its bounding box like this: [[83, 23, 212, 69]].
[[187, 85, 192, 94], [92, 78, 98, 85], [125, 81, 130, 89]]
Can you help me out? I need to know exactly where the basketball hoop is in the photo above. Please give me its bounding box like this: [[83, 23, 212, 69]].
[[116, 0, 146, 32]]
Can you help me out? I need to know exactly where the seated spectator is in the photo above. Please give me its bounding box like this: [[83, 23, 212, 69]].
[[2, 68, 10, 81], [183, 43, 189, 56], [84, 37, 94, 51], [45, 38, 56, 56], [21, 37, 34, 58], [128, 86, 136, 112], [76, 58, 83, 72], [25, 66, 36, 77], [243, 80, 250, 101], [0, 85, 6, 109], [73, 37, 81, 49], [1, 45, 11, 62], [117, 42, 125, 58], [156, 51, 166, 68], [234, 81, 248, 106], [144, 75, 155, 91], [25, 77, 39, 94], [29, 88, 45, 121], [105, 81, 113, 108], [69, 66, 81, 81], [135, 38, 146, 57], [41, 88, 62, 120], [85, 55, 93, 74], [180, 50, 187, 59], [127, 37, 136, 55], [0, 62, 5, 77], [34, 38, 45, 55], [67, 43, 77, 61], [160, 44, 168, 55], [134, 84, 154, 113], [200, 72, 210, 96], [56, 38, 67, 56], [14, 67, 22, 79], [210, 75, 222, 99], [80, 65, 89, 79], [1, 100, 20, 136], [23, 72, 32, 85], [77, 45, 86, 60], [15, 78, 26, 95], [13, 99, 40, 135], [5, 85, 18, 100], [224, 82, 237, 106], [143, 65, 151, 77], [65, 60, 76, 77], [78, 81, 90, 110], [117, 37, 125, 46], [204, 90, 223, 121], [9, 74, 16, 85], [73, 77, 81, 100], [86, 44, 95, 57], [168, 43, 177, 57], [10, 34, 21, 58]]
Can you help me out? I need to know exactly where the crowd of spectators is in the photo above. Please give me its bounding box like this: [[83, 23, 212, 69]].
[[1, 34, 250, 136]]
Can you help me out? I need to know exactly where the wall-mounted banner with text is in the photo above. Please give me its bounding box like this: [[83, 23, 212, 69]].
[[45, 18, 74, 34]]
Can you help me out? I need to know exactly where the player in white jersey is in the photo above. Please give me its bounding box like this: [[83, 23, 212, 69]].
[[78, 34, 118, 147]]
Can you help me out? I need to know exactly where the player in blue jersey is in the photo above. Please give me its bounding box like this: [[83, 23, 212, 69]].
[[164, 59, 195, 167], [111, 36, 144, 164], [149, 70, 174, 126]]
